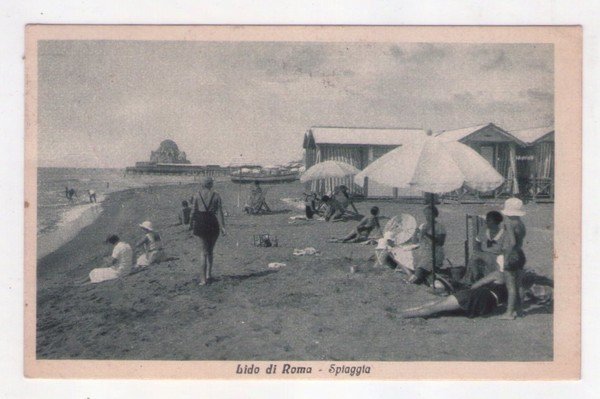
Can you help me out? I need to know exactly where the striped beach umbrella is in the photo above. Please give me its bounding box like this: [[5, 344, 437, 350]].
[[300, 160, 361, 183]]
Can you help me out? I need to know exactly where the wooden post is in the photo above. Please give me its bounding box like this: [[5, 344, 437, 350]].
[[430, 194, 437, 285], [393, 187, 398, 198], [465, 214, 479, 266], [363, 176, 369, 198]]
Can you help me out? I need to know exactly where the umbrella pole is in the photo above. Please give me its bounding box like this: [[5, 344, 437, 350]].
[[430, 194, 437, 287]]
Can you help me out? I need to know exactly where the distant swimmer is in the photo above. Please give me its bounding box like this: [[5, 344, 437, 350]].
[[65, 187, 77, 202], [67, 188, 78, 202], [88, 189, 97, 203]]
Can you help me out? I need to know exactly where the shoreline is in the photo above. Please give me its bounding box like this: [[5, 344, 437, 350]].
[[37, 181, 200, 262], [37, 183, 198, 272]]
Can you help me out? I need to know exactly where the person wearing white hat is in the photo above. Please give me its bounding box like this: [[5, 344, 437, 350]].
[[499, 198, 527, 320], [134, 220, 164, 268]]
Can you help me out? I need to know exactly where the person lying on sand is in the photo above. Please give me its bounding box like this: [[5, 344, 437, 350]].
[[401, 270, 507, 319], [134, 221, 164, 268], [88, 235, 133, 284], [329, 206, 382, 243]]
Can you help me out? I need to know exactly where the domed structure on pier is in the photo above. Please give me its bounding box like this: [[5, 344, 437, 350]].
[[150, 139, 190, 164]]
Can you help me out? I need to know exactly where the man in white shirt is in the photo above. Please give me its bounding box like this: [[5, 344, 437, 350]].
[[89, 235, 133, 283]]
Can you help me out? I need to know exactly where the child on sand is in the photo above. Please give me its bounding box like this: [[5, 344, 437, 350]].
[[330, 206, 382, 243], [88, 235, 133, 283], [179, 200, 192, 226], [134, 221, 164, 268]]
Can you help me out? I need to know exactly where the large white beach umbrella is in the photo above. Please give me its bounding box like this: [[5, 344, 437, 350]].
[[354, 136, 504, 284], [354, 137, 503, 194], [300, 160, 361, 183]]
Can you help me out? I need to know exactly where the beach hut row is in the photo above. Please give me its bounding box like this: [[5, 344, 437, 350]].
[[302, 123, 554, 202]]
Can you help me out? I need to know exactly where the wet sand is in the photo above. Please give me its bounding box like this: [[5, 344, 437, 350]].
[[36, 181, 553, 360]]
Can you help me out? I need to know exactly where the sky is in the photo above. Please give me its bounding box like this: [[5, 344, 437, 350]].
[[37, 41, 553, 168]]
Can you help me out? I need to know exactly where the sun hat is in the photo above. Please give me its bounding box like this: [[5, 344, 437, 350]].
[[139, 221, 154, 231], [501, 198, 526, 217]]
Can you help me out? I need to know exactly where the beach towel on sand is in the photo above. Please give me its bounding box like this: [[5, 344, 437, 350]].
[[293, 247, 319, 256]]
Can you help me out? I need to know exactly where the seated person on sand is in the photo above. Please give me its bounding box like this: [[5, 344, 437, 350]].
[[406, 206, 446, 285], [330, 206, 382, 243], [134, 221, 164, 268], [333, 185, 359, 215], [179, 200, 192, 226], [462, 211, 515, 285], [375, 231, 419, 276], [88, 235, 133, 284], [244, 181, 271, 214], [303, 191, 320, 219], [321, 195, 346, 222], [401, 270, 507, 319]]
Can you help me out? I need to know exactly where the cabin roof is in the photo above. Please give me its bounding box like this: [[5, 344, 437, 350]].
[[435, 122, 527, 146], [304, 126, 427, 148], [509, 126, 554, 144], [434, 123, 490, 142]]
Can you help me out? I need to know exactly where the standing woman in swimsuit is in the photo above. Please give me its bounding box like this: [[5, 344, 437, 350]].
[[192, 177, 226, 285]]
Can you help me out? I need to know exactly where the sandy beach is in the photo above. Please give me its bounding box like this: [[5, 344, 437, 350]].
[[36, 181, 553, 361]]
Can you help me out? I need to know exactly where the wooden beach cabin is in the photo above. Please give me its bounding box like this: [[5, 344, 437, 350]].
[[303, 126, 428, 198], [435, 123, 527, 198], [510, 126, 554, 201]]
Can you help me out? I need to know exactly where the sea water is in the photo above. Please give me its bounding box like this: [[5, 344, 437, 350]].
[[36, 168, 199, 259]]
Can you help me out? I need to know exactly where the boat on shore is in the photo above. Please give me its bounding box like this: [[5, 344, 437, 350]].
[[230, 171, 300, 184]]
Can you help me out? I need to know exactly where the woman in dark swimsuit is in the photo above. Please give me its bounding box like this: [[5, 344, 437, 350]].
[[191, 177, 226, 285], [401, 271, 508, 319]]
